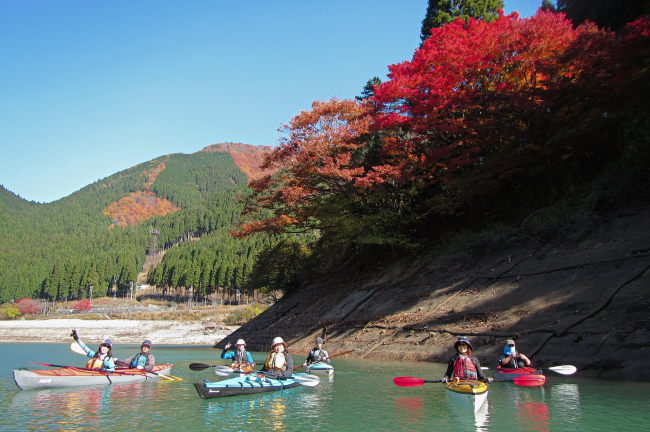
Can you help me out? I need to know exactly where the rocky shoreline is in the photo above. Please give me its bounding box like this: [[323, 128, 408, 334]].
[[0, 319, 238, 345]]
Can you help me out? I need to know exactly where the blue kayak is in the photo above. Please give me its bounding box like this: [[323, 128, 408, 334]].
[[194, 374, 301, 399]]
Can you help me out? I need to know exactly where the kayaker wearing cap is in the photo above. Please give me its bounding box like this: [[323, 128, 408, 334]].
[[221, 338, 255, 373], [123, 339, 156, 372], [262, 336, 293, 379], [442, 336, 492, 383], [71, 329, 116, 372], [498, 339, 531, 368], [302, 337, 330, 367]]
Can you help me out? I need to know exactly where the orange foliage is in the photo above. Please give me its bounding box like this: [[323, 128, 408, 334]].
[[104, 191, 181, 229], [143, 161, 167, 190], [200, 142, 274, 181]]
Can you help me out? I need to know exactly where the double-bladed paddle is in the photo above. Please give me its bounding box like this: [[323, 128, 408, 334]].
[[393, 375, 545, 387], [481, 364, 577, 376]]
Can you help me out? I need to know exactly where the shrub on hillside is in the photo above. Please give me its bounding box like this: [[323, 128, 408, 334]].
[[15, 298, 44, 315], [70, 299, 92, 312], [0, 303, 21, 319], [223, 304, 268, 325]]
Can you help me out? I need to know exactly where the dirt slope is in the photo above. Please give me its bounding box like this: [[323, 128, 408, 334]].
[[224, 207, 650, 380]]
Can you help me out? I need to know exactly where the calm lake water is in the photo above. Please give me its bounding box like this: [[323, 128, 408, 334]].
[[1, 343, 649, 431]]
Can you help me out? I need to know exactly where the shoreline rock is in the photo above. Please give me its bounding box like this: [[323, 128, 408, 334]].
[[0, 319, 238, 345]]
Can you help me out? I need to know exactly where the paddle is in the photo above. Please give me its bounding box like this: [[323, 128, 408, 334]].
[[393, 376, 544, 387], [482, 365, 577, 376], [70, 342, 182, 381], [545, 365, 577, 375], [393, 377, 443, 386], [114, 360, 183, 382], [29, 362, 161, 378], [189, 362, 221, 371]]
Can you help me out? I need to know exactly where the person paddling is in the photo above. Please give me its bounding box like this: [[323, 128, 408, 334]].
[[71, 329, 116, 372], [442, 336, 492, 383], [498, 339, 531, 368], [302, 337, 330, 367], [123, 339, 155, 372], [261, 336, 293, 379], [220, 338, 255, 373]]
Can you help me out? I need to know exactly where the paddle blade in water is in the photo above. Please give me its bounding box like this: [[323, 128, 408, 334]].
[[393, 377, 425, 387], [514, 375, 546, 387], [214, 365, 235, 376], [547, 365, 577, 375], [189, 363, 213, 371], [293, 374, 320, 386]]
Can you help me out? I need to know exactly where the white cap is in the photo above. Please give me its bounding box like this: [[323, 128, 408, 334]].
[[235, 339, 246, 346], [271, 336, 286, 347]]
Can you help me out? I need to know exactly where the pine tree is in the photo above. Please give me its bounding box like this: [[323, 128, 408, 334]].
[[420, 0, 504, 43]]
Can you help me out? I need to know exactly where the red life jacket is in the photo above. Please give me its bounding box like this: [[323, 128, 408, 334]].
[[453, 355, 478, 379]]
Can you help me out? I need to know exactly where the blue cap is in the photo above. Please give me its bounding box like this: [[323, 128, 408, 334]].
[[101, 339, 112, 348], [454, 337, 473, 350]]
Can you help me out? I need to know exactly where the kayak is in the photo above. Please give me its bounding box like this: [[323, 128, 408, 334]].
[[13, 364, 174, 391], [306, 362, 334, 375], [194, 373, 303, 399], [444, 380, 488, 414], [495, 367, 546, 384]]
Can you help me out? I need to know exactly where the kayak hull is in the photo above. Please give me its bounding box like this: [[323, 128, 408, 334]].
[[194, 374, 301, 399], [13, 364, 173, 391], [306, 362, 334, 375], [494, 367, 545, 382], [444, 380, 488, 414]]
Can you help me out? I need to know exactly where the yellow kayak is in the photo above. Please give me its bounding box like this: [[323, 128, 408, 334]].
[[444, 379, 488, 414]]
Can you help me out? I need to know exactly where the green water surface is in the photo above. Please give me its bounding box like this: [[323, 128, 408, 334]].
[[1, 343, 648, 431]]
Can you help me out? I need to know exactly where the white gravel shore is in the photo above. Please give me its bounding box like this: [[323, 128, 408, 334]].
[[0, 319, 238, 345]]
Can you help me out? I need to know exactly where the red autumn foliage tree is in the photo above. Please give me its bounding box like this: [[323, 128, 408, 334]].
[[15, 298, 43, 314], [70, 299, 92, 312], [237, 99, 375, 237], [239, 11, 649, 245]]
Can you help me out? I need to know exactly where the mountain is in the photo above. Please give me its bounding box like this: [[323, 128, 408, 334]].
[[0, 143, 276, 302]]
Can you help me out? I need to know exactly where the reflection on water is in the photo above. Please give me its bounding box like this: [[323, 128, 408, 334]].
[[550, 383, 581, 429], [446, 393, 490, 432], [517, 402, 550, 431], [395, 397, 424, 430]]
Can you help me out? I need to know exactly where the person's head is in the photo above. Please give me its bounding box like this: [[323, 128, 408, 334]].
[[271, 336, 286, 353], [503, 339, 516, 355], [235, 339, 246, 351], [454, 337, 473, 355], [315, 337, 324, 348], [98, 339, 112, 356], [141, 340, 152, 353]]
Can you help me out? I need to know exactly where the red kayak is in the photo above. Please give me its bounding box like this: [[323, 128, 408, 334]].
[[495, 367, 546, 385]]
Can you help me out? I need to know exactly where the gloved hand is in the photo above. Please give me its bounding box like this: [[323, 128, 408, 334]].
[[71, 329, 79, 341], [441, 377, 449, 383]]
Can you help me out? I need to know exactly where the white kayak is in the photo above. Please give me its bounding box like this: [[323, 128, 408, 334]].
[[306, 362, 334, 375], [13, 364, 174, 390], [444, 379, 488, 414]]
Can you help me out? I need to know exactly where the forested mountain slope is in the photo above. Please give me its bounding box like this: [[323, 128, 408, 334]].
[[0, 143, 275, 302]]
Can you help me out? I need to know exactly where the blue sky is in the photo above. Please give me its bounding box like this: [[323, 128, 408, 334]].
[[1, 1, 542, 203]]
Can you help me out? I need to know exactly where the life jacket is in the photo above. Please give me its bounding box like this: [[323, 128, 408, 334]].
[[232, 349, 251, 365], [308, 348, 328, 363], [129, 353, 152, 369], [87, 355, 110, 370], [264, 352, 286, 371], [453, 355, 478, 379]]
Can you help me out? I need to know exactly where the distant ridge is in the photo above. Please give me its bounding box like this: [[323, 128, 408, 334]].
[[199, 142, 274, 181]]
